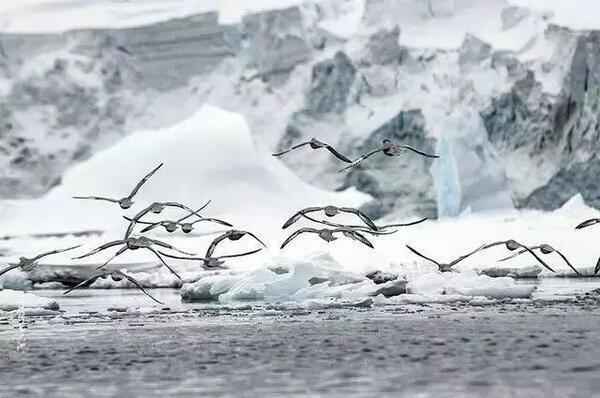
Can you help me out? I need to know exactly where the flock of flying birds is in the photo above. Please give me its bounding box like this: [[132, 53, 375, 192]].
[[0, 137, 599, 304]]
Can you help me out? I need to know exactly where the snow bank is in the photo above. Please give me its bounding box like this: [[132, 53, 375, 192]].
[[0, 289, 59, 311]]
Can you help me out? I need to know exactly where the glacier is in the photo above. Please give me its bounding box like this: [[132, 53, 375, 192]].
[[1, 1, 600, 309]]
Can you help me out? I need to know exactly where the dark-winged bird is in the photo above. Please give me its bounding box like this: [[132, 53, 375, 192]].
[[63, 270, 163, 304], [73, 163, 163, 209], [273, 138, 353, 163], [340, 139, 439, 172], [280, 227, 374, 249]]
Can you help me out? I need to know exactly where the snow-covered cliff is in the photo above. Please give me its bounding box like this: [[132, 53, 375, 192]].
[[2, 0, 599, 218]]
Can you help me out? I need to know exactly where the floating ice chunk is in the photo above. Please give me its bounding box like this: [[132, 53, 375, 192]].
[[478, 265, 542, 278], [180, 272, 245, 302], [408, 270, 536, 298], [219, 269, 281, 302], [0, 289, 59, 311], [0, 270, 32, 290]]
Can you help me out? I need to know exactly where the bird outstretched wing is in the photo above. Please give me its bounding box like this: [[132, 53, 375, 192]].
[[144, 247, 182, 281], [399, 145, 439, 158], [140, 222, 164, 233], [96, 246, 129, 270], [405, 245, 441, 267], [0, 263, 22, 278], [324, 144, 353, 163], [72, 240, 125, 260], [448, 244, 489, 267], [157, 251, 208, 262], [552, 248, 581, 276], [127, 162, 163, 199], [272, 141, 311, 157], [489, 240, 554, 273], [147, 238, 195, 256], [217, 248, 263, 259], [575, 218, 600, 230], [340, 230, 374, 248], [300, 214, 396, 235], [282, 207, 324, 229], [119, 271, 164, 304], [338, 148, 384, 172], [31, 245, 82, 262], [73, 196, 119, 203], [280, 228, 319, 249], [63, 273, 104, 295], [340, 207, 378, 231], [175, 201, 212, 223], [190, 217, 233, 227], [381, 217, 429, 228]]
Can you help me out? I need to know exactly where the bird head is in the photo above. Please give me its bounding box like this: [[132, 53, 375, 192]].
[[111, 273, 124, 282], [540, 244, 554, 255], [165, 223, 178, 233], [505, 240, 520, 251], [150, 203, 163, 214], [323, 206, 338, 217], [181, 224, 193, 233]]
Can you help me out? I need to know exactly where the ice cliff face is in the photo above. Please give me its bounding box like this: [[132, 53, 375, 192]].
[[1, 0, 599, 218]]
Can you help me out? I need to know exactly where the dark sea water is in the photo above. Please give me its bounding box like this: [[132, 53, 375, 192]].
[[1, 278, 600, 397]]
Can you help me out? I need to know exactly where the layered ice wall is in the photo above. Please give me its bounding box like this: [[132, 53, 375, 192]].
[[1, 0, 600, 218], [432, 110, 513, 217]]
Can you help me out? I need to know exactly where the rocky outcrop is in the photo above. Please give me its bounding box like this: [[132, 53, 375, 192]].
[[241, 7, 311, 79], [482, 29, 600, 210], [305, 51, 363, 115]]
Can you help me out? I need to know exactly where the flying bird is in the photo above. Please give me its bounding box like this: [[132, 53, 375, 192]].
[[339, 139, 439, 172], [405, 243, 489, 272], [122, 205, 232, 234], [0, 245, 81, 278], [280, 227, 374, 249], [300, 214, 398, 235], [63, 270, 163, 305], [301, 214, 428, 233], [158, 248, 263, 270], [72, 236, 194, 280], [123, 200, 211, 238], [497, 244, 581, 276], [272, 138, 353, 163], [73, 163, 163, 209], [406, 239, 555, 273], [283, 206, 378, 231], [205, 230, 266, 258], [575, 218, 600, 230]]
